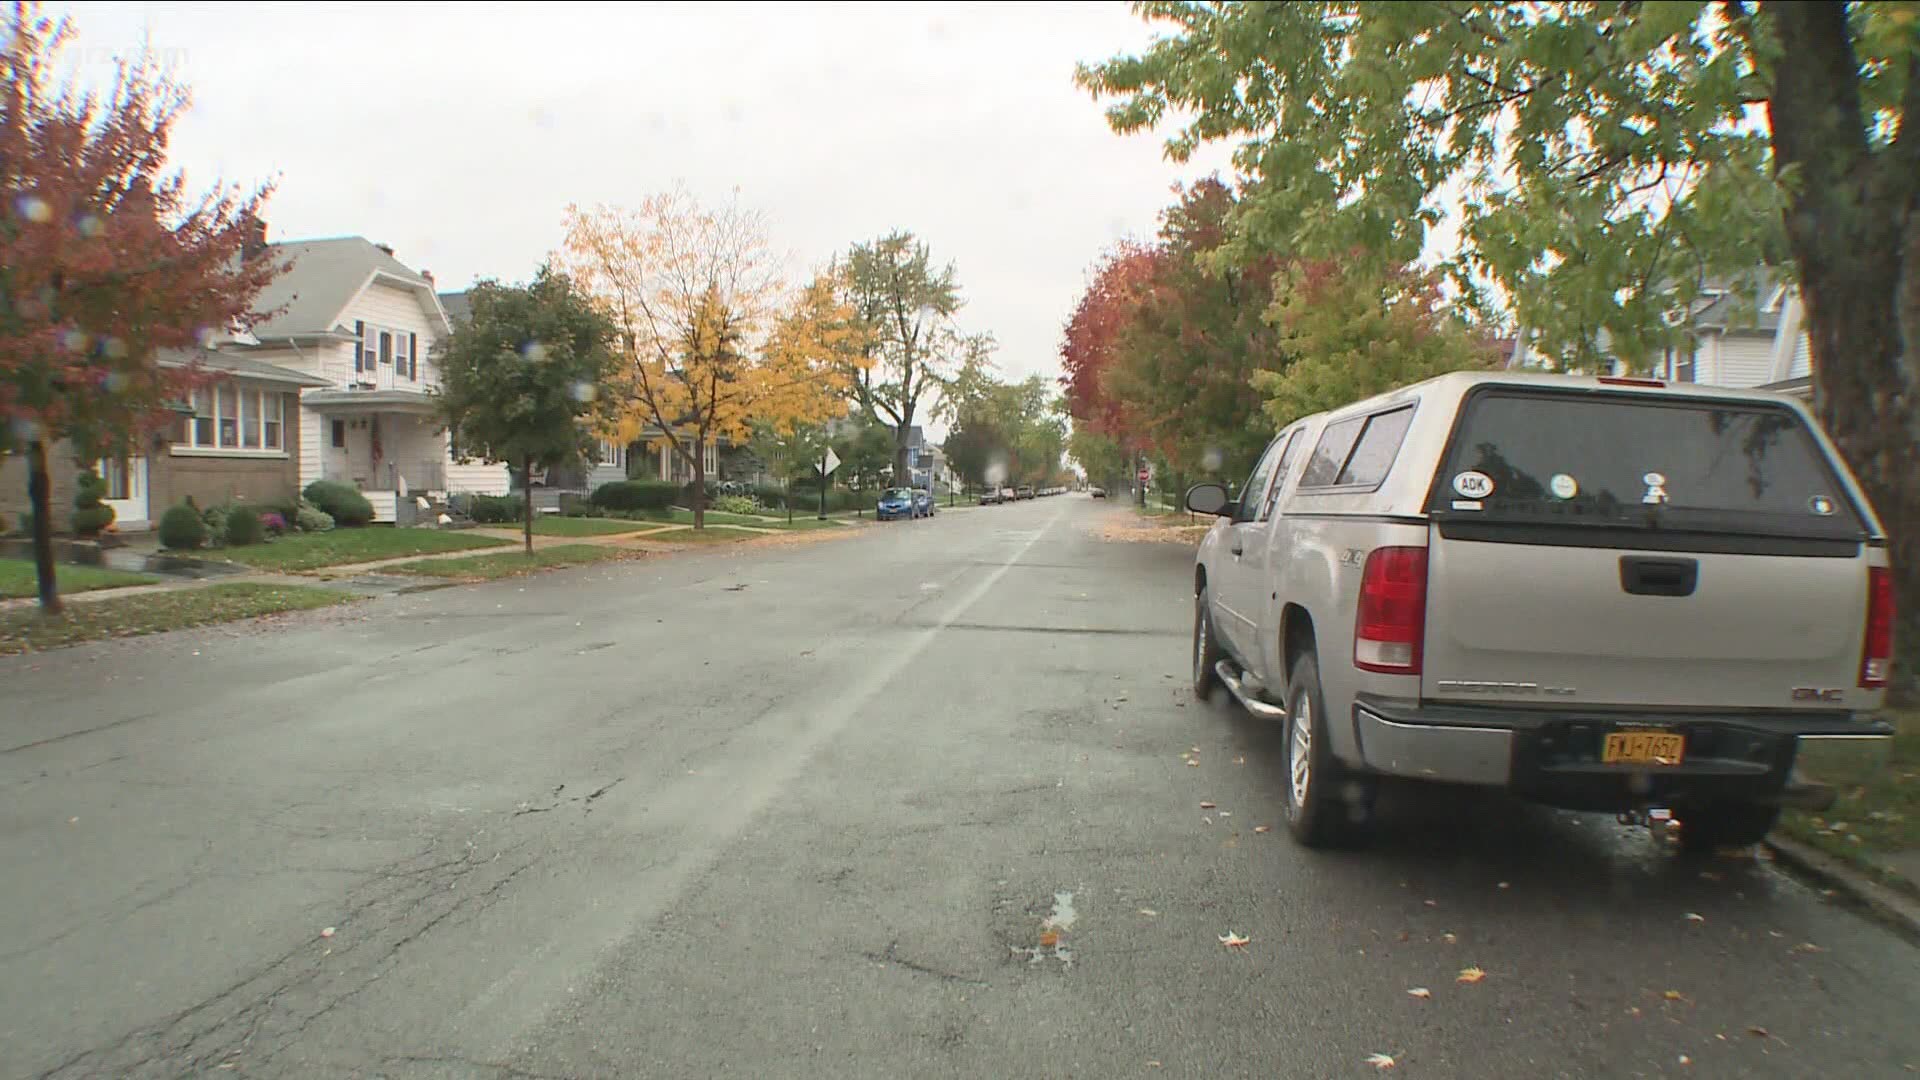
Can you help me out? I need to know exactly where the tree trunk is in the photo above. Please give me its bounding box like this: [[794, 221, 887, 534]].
[[27, 438, 63, 616], [690, 436, 706, 531], [522, 454, 534, 555], [1766, 0, 1920, 702]]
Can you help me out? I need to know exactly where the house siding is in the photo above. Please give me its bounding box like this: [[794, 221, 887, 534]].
[[0, 440, 84, 530], [1791, 332, 1812, 380], [349, 281, 441, 390], [1714, 334, 1774, 388]]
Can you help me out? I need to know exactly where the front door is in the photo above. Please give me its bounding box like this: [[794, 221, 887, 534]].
[[95, 456, 149, 527]]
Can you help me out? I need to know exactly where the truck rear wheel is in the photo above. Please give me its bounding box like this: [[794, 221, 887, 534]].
[[1283, 651, 1372, 848], [1676, 802, 1780, 854]]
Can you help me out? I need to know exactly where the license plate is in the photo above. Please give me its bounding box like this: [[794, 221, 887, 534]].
[[1602, 731, 1686, 766]]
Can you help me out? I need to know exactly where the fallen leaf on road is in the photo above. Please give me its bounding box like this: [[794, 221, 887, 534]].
[[1191, 746, 1201, 754], [1186, 760, 1200, 768], [1365, 1052, 1396, 1070], [1497, 881, 1510, 890], [1629, 1007, 1643, 1017], [1700, 871, 1724, 882], [1233, 756, 1246, 765], [1423, 899, 1438, 907], [1685, 912, 1706, 924], [1768, 930, 1785, 938], [1147, 1062, 1161, 1070], [1457, 967, 1486, 984], [1664, 990, 1685, 1001], [1396, 931, 1410, 942], [1200, 801, 1217, 809], [1679, 1054, 1692, 1067], [1254, 825, 1272, 834], [68, 817, 77, 824], [1792, 942, 1825, 954], [1039, 930, 1060, 947], [1138, 908, 1158, 917], [1442, 932, 1457, 944], [1219, 932, 1251, 949], [1748, 1026, 1770, 1039], [1202, 816, 1213, 825], [1407, 987, 1431, 999], [319, 927, 336, 939]]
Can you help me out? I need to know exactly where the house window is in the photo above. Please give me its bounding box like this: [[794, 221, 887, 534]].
[[379, 331, 393, 366], [332, 419, 346, 449], [184, 385, 286, 452], [394, 331, 409, 377], [601, 440, 626, 471], [217, 385, 239, 447], [192, 389, 216, 446]]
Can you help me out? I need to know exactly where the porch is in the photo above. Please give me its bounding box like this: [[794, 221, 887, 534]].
[[303, 391, 449, 524]]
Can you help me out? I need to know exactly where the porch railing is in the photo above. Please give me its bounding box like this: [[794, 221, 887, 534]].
[[324, 460, 447, 494]]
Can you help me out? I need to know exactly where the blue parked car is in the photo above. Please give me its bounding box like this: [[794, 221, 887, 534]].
[[876, 487, 917, 521]]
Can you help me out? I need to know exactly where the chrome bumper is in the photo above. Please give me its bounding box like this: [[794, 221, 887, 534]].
[[1354, 707, 1514, 785]]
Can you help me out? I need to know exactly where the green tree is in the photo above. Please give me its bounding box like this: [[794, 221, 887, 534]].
[[747, 419, 827, 519], [839, 231, 995, 481], [438, 266, 618, 554], [1081, 0, 1920, 696], [1253, 261, 1501, 428], [831, 413, 896, 494]]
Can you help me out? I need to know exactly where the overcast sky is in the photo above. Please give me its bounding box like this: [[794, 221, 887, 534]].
[[57, 0, 1234, 421]]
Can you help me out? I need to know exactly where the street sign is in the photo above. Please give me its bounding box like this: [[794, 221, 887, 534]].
[[1137, 468, 1149, 484], [822, 447, 842, 476]]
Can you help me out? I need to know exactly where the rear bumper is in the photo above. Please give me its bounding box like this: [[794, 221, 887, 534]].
[[1352, 696, 1893, 811]]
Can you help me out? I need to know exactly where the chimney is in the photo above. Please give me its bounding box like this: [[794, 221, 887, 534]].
[[375, 242, 395, 256], [241, 215, 268, 260], [421, 269, 434, 283]]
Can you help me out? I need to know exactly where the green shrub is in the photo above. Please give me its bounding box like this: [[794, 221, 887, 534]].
[[467, 494, 525, 524], [158, 503, 209, 550], [558, 493, 606, 518], [591, 480, 677, 512], [303, 480, 374, 527], [201, 502, 230, 541], [295, 501, 335, 532], [225, 504, 264, 546], [712, 494, 760, 516], [71, 471, 117, 536]]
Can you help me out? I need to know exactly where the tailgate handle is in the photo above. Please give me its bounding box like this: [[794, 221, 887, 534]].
[[1620, 556, 1698, 597]]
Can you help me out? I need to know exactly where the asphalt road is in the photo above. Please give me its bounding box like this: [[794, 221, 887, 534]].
[[3, 495, 1916, 1079]]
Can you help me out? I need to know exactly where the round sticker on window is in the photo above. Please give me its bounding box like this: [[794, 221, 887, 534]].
[[1550, 473, 1579, 500], [1809, 495, 1836, 517], [1452, 470, 1494, 499]]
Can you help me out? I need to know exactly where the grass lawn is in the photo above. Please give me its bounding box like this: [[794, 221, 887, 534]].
[[528, 517, 663, 537], [647, 526, 766, 544], [1780, 707, 1919, 885], [750, 515, 847, 531], [210, 527, 511, 572], [0, 582, 354, 655], [0, 558, 157, 599], [386, 544, 645, 580]]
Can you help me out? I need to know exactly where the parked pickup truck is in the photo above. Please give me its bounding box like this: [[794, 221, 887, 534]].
[[1186, 371, 1896, 851]]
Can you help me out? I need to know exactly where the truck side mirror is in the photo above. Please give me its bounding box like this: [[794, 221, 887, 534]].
[[1185, 483, 1232, 516]]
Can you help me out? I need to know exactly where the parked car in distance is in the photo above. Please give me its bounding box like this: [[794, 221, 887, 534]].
[[1017, 486, 1035, 500], [1187, 370, 1895, 853], [999, 487, 1017, 503], [913, 489, 935, 517], [979, 489, 1001, 505], [1090, 486, 1107, 498], [876, 487, 916, 521]]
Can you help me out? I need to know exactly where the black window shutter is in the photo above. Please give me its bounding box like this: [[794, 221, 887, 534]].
[[354, 321, 366, 371], [409, 333, 418, 379]]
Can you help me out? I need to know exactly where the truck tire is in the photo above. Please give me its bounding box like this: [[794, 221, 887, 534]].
[[1676, 802, 1780, 854], [1283, 650, 1372, 848], [1193, 585, 1224, 700]]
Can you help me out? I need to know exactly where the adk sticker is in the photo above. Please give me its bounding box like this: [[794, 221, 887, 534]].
[[1809, 495, 1836, 517], [1641, 471, 1669, 505], [1549, 473, 1579, 500], [1452, 470, 1494, 499]]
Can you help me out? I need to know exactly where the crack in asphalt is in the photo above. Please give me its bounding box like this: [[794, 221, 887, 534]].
[[2, 710, 162, 755], [510, 776, 625, 818], [31, 838, 543, 1080], [864, 941, 990, 988]]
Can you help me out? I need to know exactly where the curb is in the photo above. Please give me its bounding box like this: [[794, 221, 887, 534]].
[[1765, 835, 1920, 944]]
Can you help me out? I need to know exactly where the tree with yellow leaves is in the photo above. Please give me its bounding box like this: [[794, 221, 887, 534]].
[[560, 189, 854, 528]]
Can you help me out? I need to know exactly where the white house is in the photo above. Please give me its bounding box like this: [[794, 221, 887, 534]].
[[231, 237, 510, 521], [1506, 271, 1814, 401]]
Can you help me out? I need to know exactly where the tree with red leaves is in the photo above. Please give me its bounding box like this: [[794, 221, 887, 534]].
[[1, 2, 277, 613]]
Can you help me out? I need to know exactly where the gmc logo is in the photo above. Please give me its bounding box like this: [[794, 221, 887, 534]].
[[1792, 687, 1845, 703]]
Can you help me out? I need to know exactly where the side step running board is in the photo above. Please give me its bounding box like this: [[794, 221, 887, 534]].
[[1215, 660, 1287, 720]]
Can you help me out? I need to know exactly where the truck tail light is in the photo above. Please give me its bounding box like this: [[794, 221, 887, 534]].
[[1862, 565, 1895, 689], [1355, 546, 1428, 674]]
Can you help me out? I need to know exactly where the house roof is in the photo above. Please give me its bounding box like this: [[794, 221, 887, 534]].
[[157, 348, 333, 388], [249, 237, 441, 339], [438, 290, 471, 325], [302, 388, 439, 415]]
